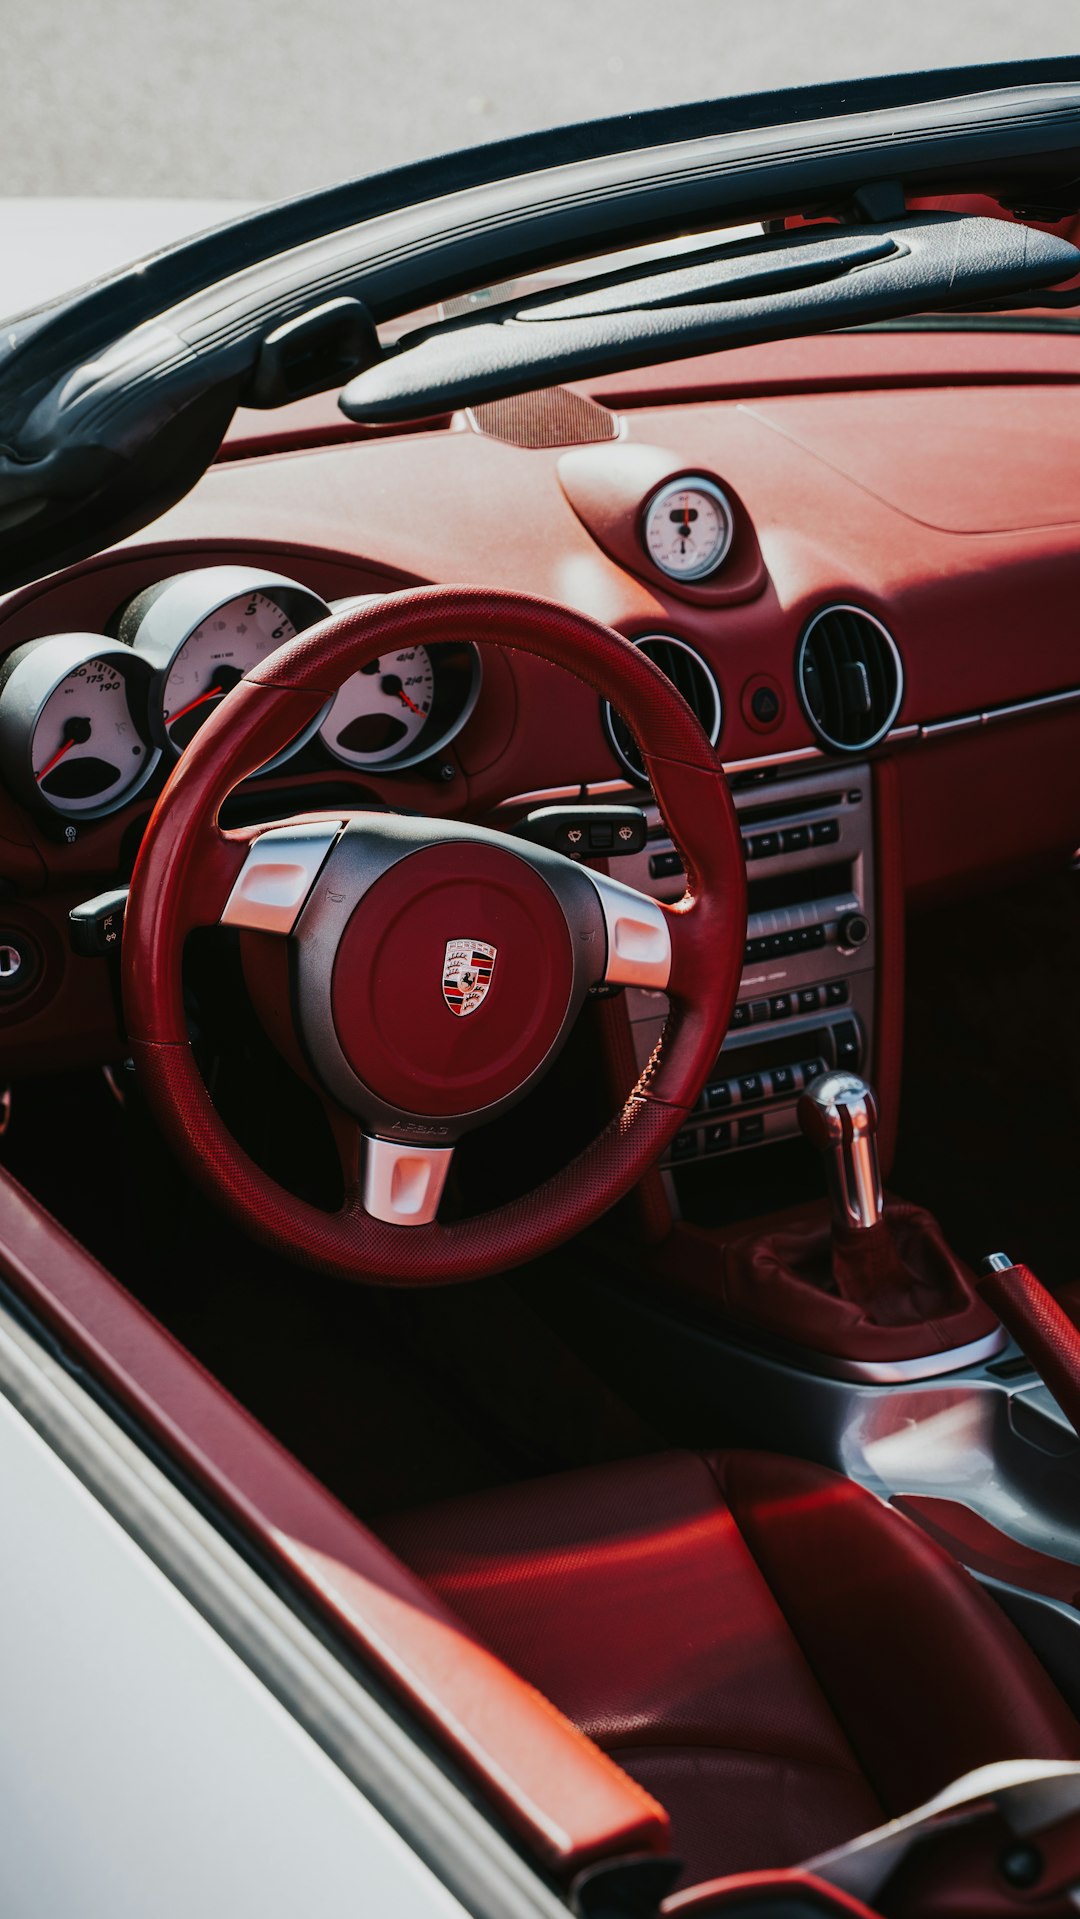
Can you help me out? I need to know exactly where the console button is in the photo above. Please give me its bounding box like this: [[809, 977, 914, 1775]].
[[811, 818, 840, 846], [838, 912, 871, 950], [769, 993, 792, 1019], [833, 1019, 860, 1069], [800, 1057, 827, 1083], [706, 1082, 734, 1111], [738, 1114, 765, 1145], [825, 980, 850, 1006], [750, 999, 770, 1024], [738, 1073, 764, 1104], [750, 832, 781, 859], [808, 924, 826, 948], [749, 684, 781, 726], [649, 849, 683, 879], [671, 1129, 698, 1160], [705, 1122, 732, 1152], [781, 825, 810, 853], [770, 1065, 797, 1096], [730, 1001, 751, 1028], [797, 987, 821, 1014]]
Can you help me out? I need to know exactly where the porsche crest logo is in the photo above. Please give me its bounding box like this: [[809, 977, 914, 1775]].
[[442, 939, 497, 1017]]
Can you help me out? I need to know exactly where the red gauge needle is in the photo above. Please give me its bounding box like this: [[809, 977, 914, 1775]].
[[37, 735, 78, 782], [396, 689, 424, 716], [167, 682, 224, 729]]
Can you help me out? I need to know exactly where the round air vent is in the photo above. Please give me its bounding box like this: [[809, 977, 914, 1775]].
[[604, 634, 722, 783], [796, 605, 904, 754]]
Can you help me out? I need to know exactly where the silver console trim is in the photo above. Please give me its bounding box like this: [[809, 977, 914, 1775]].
[[492, 683, 1080, 817], [791, 1322, 1008, 1384]]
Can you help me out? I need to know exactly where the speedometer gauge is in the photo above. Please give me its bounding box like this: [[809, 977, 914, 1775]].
[[119, 566, 332, 766], [0, 635, 157, 821], [642, 477, 734, 581]]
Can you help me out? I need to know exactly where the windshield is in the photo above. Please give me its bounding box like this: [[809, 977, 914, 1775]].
[[3, 4, 1079, 307]]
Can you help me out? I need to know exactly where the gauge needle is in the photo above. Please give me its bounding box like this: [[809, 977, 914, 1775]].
[[37, 716, 92, 782], [167, 682, 224, 728], [396, 689, 424, 715], [37, 736, 78, 781]]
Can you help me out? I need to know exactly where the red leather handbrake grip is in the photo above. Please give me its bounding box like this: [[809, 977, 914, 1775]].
[[977, 1257, 1080, 1439]]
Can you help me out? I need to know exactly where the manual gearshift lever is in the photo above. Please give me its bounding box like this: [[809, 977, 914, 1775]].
[[797, 1071, 884, 1233]]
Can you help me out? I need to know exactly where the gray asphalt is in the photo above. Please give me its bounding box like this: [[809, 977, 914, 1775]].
[[0, 0, 1077, 203]]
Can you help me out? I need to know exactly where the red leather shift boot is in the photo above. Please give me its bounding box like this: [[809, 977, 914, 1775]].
[[653, 1199, 1000, 1364]]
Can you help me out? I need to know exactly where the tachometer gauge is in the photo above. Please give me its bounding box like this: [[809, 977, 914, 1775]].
[[0, 635, 157, 821], [642, 476, 734, 582], [319, 615, 481, 772], [119, 566, 332, 765]]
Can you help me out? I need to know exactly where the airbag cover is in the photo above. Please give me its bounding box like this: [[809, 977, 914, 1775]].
[[331, 842, 574, 1116]]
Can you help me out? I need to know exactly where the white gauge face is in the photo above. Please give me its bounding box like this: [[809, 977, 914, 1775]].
[[643, 479, 734, 581], [32, 660, 147, 814], [320, 646, 436, 766], [162, 591, 297, 752]]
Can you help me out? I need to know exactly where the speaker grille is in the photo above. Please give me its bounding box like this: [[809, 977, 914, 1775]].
[[796, 606, 904, 753], [604, 635, 721, 783], [467, 388, 618, 448]]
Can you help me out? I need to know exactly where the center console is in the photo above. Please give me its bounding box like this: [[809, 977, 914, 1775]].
[[616, 760, 877, 1167]]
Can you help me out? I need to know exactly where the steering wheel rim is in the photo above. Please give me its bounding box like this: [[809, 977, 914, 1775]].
[[124, 585, 747, 1284]]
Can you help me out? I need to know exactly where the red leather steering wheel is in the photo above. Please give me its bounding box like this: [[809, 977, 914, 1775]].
[[124, 586, 746, 1283]]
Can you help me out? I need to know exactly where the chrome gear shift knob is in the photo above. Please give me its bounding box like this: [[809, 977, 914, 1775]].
[[797, 1071, 884, 1233]]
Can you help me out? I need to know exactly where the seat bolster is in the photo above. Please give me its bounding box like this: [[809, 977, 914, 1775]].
[[710, 1450, 1080, 1814]]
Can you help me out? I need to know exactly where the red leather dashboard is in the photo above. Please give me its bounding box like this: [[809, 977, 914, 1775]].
[[1, 328, 1078, 1072]]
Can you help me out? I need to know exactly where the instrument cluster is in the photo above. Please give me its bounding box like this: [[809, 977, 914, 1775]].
[[0, 566, 481, 823]]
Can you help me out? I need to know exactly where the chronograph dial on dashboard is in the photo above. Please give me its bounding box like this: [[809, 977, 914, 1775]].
[[642, 476, 735, 582], [118, 566, 333, 767]]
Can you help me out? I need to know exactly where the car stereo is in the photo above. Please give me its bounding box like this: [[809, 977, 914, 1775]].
[[617, 761, 876, 1166]]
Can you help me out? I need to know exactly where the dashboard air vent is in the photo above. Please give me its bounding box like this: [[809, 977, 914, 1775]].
[[796, 605, 904, 753], [604, 634, 721, 783]]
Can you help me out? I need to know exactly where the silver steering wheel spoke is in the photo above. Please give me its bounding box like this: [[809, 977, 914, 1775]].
[[585, 866, 672, 990], [361, 1134, 455, 1227], [220, 821, 344, 935]]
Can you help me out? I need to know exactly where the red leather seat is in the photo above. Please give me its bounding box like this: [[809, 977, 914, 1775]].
[[382, 1451, 1080, 1887]]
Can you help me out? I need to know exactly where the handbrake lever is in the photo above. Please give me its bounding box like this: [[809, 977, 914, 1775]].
[[978, 1252, 1080, 1440]]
